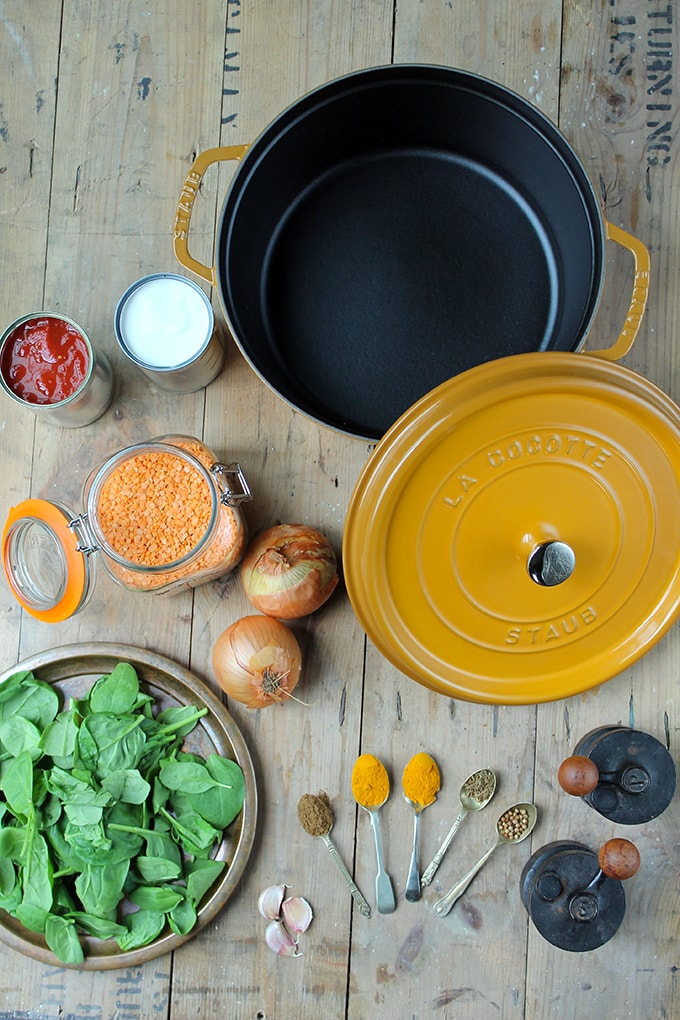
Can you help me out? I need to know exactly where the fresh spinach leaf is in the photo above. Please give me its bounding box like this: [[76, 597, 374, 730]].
[[169, 755, 245, 828], [75, 860, 130, 916], [101, 769, 150, 805], [1, 751, 34, 818], [168, 894, 196, 937], [0, 676, 59, 730], [116, 909, 165, 950], [65, 911, 128, 941], [129, 885, 183, 913], [135, 855, 182, 884], [103, 801, 145, 863], [40, 709, 79, 766], [45, 819, 86, 875], [0, 716, 43, 760], [15, 902, 50, 934], [63, 819, 112, 862], [77, 714, 146, 779], [185, 858, 226, 905], [44, 914, 84, 965], [0, 856, 16, 897], [0, 825, 28, 862], [159, 759, 217, 794], [88, 663, 140, 715], [159, 806, 220, 855], [21, 831, 53, 910]]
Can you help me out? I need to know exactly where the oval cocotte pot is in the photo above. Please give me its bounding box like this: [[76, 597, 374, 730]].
[[173, 64, 649, 441]]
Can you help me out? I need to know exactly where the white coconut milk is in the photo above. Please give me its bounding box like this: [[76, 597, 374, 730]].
[[115, 274, 223, 392], [118, 276, 212, 368]]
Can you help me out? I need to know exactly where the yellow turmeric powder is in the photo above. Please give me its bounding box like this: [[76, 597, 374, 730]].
[[351, 753, 390, 808], [402, 752, 440, 808]]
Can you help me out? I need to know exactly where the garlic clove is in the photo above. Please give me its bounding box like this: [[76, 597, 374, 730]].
[[265, 919, 302, 957], [281, 896, 313, 939], [257, 884, 286, 920]]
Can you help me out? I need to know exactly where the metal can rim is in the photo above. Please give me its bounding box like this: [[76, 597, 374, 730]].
[[0, 311, 95, 408], [114, 272, 216, 372]]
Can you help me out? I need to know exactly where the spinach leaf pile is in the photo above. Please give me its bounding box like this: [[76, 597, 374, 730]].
[[0, 662, 246, 964]]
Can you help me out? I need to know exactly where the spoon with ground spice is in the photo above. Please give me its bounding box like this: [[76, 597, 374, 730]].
[[421, 768, 496, 887], [432, 802, 537, 918], [402, 752, 441, 902], [297, 791, 372, 918], [351, 754, 396, 914]]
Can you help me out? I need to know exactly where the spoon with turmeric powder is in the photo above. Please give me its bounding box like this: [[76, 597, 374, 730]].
[[402, 752, 441, 902], [352, 754, 396, 914]]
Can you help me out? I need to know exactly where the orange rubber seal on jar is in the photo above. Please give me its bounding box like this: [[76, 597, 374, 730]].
[[2, 498, 88, 622]]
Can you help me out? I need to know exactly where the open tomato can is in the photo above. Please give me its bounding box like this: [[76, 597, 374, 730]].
[[0, 312, 114, 427], [2, 435, 251, 622]]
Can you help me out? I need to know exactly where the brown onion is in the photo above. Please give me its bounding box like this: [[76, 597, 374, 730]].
[[240, 523, 339, 619], [212, 615, 302, 708]]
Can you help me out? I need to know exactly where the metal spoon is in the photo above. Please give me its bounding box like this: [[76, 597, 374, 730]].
[[356, 794, 396, 914], [317, 823, 372, 918], [402, 752, 440, 901], [421, 768, 497, 887], [404, 797, 424, 901], [432, 802, 537, 918], [298, 792, 372, 917]]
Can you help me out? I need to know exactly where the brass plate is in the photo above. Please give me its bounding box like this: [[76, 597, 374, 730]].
[[0, 643, 257, 969]]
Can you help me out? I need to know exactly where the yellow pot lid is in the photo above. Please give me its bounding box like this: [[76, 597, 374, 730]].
[[343, 352, 680, 705]]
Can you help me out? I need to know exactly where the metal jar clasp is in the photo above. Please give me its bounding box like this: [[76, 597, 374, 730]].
[[211, 462, 251, 506]]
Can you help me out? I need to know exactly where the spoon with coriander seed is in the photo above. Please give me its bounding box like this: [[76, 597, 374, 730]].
[[432, 802, 537, 918], [351, 753, 396, 914], [297, 791, 372, 917], [402, 752, 441, 902], [421, 768, 496, 887]]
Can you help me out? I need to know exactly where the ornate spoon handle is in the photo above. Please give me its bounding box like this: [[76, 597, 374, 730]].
[[421, 807, 467, 886], [432, 839, 500, 918], [320, 832, 372, 917]]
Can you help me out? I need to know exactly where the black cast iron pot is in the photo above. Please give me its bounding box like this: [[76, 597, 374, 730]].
[[173, 64, 649, 441]]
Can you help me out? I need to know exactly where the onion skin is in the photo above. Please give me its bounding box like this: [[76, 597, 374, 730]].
[[212, 615, 302, 709], [240, 524, 339, 619]]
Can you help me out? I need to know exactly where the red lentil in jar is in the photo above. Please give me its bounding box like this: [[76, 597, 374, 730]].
[[2, 435, 250, 622], [88, 436, 250, 593]]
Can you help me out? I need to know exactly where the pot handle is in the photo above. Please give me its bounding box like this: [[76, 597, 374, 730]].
[[173, 145, 249, 286], [584, 222, 650, 362]]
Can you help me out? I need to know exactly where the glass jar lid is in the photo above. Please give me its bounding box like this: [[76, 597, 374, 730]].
[[2, 499, 93, 622]]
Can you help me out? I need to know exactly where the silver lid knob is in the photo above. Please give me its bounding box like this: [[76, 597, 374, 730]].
[[528, 541, 576, 587]]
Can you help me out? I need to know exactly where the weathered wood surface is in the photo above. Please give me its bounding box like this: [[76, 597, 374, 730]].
[[0, 2, 677, 1018]]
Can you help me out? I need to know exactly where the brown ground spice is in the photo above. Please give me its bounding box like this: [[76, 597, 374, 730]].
[[298, 791, 333, 836]]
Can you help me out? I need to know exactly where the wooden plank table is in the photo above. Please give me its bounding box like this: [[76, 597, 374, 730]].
[[0, 1, 678, 1017]]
